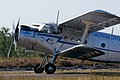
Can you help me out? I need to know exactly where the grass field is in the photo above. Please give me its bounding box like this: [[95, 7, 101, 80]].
[[0, 57, 119, 80], [0, 69, 119, 80], [0, 76, 119, 80], [0, 57, 119, 68]]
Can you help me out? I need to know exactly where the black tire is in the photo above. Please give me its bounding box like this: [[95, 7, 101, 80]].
[[45, 63, 56, 74], [34, 64, 44, 74]]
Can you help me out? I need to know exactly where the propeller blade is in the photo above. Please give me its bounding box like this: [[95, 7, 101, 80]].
[[12, 21, 15, 34], [7, 18, 21, 58], [13, 38, 17, 51], [14, 18, 20, 50], [7, 21, 16, 58], [15, 18, 20, 35], [15, 18, 20, 42]]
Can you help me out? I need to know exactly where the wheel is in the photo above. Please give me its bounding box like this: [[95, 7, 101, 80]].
[[45, 63, 56, 74], [34, 64, 44, 74]]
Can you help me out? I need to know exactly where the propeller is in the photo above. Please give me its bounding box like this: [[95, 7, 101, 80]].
[[13, 18, 20, 51], [7, 18, 20, 58], [15, 18, 20, 43]]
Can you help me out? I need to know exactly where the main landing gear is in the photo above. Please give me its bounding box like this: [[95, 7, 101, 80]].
[[34, 53, 57, 74]]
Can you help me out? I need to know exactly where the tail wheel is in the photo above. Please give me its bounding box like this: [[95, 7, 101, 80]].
[[45, 63, 56, 74], [34, 64, 44, 74]]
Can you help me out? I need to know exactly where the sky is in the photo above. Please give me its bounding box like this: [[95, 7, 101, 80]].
[[0, 0, 120, 35]]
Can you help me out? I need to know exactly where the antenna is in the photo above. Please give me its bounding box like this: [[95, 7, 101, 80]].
[[56, 10, 60, 25], [111, 27, 114, 34]]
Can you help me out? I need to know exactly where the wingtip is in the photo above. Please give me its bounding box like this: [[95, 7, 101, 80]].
[[94, 10, 112, 15]]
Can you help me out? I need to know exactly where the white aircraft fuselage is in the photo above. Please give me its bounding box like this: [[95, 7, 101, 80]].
[[17, 24, 120, 63]]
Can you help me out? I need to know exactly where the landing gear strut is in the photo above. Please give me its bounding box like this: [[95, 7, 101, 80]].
[[34, 53, 58, 74]]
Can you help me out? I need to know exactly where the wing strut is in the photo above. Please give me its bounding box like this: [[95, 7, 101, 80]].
[[80, 21, 94, 44]]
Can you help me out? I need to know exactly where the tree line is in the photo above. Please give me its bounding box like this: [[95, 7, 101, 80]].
[[0, 27, 43, 58]]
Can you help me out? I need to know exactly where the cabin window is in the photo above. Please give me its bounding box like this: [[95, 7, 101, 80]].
[[84, 40, 87, 44], [64, 36, 68, 40], [76, 39, 81, 43], [101, 43, 105, 48], [70, 37, 75, 41]]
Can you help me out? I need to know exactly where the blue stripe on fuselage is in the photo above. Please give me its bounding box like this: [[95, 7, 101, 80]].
[[37, 33, 78, 45], [37, 33, 120, 53]]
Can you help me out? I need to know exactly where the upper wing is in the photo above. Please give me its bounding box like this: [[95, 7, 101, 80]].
[[60, 45, 105, 60], [59, 10, 120, 33]]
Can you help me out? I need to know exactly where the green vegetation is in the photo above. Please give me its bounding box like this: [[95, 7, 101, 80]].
[[0, 27, 44, 58], [0, 27, 11, 58], [0, 27, 21, 58]]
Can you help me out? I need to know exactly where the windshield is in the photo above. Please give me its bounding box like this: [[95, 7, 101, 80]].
[[40, 24, 62, 34]]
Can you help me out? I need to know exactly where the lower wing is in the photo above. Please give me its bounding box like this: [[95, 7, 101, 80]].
[[60, 45, 105, 60]]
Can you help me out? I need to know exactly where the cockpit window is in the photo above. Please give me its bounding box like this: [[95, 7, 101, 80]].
[[40, 24, 62, 34]]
